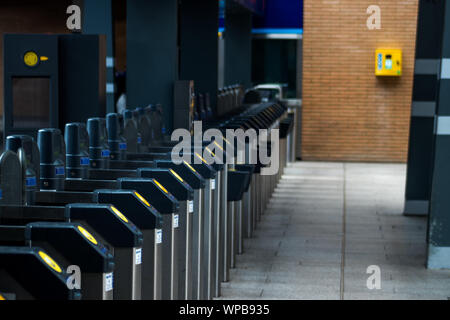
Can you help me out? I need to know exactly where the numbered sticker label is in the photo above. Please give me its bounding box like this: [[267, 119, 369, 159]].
[[173, 214, 179, 229], [156, 229, 163, 244], [135, 248, 142, 265], [211, 179, 216, 190], [105, 273, 114, 292], [188, 201, 194, 213]]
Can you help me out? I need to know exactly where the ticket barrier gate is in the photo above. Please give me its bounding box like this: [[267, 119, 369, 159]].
[[186, 153, 217, 300], [234, 165, 255, 250], [122, 110, 142, 153], [0, 292, 15, 300], [226, 170, 251, 276], [128, 102, 285, 298], [0, 246, 81, 300], [105, 114, 166, 170], [114, 135, 219, 301], [197, 147, 226, 300], [67, 121, 164, 176], [280, 116, 295, 175], [0, 202, 142, 300], [94, 190, 163, 300], [137, 168, 194, 300], [65, 204, 143, 301], [50, 181, 163, 300], [117, 178, 180, 300], [123, 107, 165, 152], [0, 151, 140, 301], [86, 119, 160, 178], [64, 124, 182, 300], [5, 134, 157, 300], [216, 160, 228, 298], [132, 108, 152, 153], [0, 222, 114, 300], [154, 160, 205, 300], [219, 103, 287, 230]]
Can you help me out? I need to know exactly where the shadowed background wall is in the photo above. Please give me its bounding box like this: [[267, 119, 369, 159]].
[[302, 0, 419, 162], [0, 0, 71, 121]]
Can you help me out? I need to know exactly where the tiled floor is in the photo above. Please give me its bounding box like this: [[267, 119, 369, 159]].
[[218, 162, 450, 300]]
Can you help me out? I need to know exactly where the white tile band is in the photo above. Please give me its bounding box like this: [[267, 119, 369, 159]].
[[435, 116, 450, 135], [106, 83, 115, 94], [440, 58, 450, 79], [427, 245, 450, 269], [106, 57, 115, 68]]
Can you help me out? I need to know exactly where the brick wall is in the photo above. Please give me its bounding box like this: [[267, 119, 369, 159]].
[[302, 0, 419, 162]]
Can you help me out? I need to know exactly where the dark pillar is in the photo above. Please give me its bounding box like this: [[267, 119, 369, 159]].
[[82, 0, 115, 113], [427, 0, 450, 269], [127, 0, 178, 132], [224, 4, 252, 88], [404, 0, 445, 216], [179, 0, 219, 113]]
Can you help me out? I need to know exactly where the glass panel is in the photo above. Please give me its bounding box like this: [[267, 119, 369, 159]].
[[252, 39, 298, 99], [12, 77, 50, 128]]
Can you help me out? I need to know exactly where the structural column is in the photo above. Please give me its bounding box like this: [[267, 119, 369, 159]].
[[224, 3, 252, 88], [82, 0, 115, 114], [427, 0, 450, 269], [404, 0, 445, 216], [127, 0, 178, 132], [179, 0, 219, 113]]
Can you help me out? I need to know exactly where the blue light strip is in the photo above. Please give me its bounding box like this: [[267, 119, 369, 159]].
[[252, 28, 303, 34], [219, 28, 303, 35]]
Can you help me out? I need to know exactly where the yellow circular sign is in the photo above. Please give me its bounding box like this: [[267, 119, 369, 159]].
[[38, 251, 62, 273], [24, 51, 39, 67], [77, 225, 98, 245], [111, 206, 129, 223], [135, 192, 151, 207]]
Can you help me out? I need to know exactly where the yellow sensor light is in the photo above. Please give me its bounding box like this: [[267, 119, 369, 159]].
[[77, 225, 98, 245], [154, 180, 169, 194], [205, 147, 215, 157], [0, 294, 5, 300], [111, 206, 129, 223], [170, 169, 184, 183], [222, 137, 232, 146], [195, 153, 208, 165], [183, 160, 197, 173], [135, 192, 151, 207], [214, 141, 224, 151], [38, 251, 62, 273]]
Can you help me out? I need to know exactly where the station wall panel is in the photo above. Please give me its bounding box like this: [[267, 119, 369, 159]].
[[302, 0, 419, 162], [0, 0, 71, 122]]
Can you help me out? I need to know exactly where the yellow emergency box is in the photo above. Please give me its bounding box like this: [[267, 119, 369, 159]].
[[375, 49, 402, 76]]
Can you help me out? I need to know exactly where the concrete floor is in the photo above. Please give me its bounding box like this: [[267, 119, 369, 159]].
[[218, 162, 450, 300]]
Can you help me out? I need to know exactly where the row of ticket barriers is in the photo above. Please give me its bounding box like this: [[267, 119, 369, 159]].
[[0, 101, 295, 300]]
